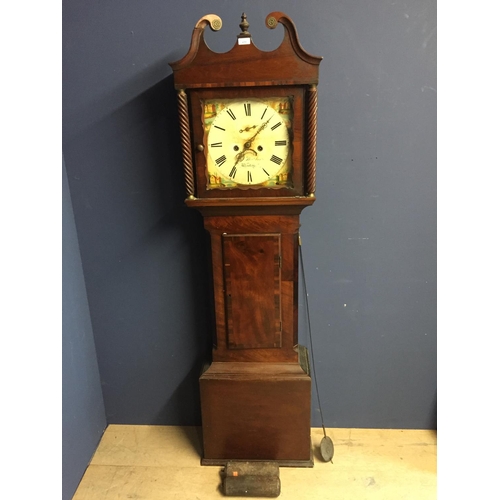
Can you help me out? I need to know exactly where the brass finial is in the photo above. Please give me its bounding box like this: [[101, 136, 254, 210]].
[[238, 13, 250, 37]]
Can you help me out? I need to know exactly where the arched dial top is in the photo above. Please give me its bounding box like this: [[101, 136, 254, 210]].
[[169, 12, 322, 89]]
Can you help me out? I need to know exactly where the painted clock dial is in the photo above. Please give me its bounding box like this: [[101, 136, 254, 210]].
[[203, 97, 293, 189]]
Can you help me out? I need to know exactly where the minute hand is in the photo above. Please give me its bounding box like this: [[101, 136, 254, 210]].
[[245, 116, 272, 148], [232, 117, 273, 169]]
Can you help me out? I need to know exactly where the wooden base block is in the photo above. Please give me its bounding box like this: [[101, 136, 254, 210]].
[[200, 359, 312, 466]]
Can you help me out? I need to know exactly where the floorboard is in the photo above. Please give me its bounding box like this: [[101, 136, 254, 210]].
[[73, 425, 436, 499]]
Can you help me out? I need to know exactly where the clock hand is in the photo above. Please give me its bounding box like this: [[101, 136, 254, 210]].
[[231, 149, 249, 169], [231, 147, 258, 170], [231, 117, 272, 169], [239, 125, 257, 133], [245, 117, 272, 147], [233, 150, 245, 165]]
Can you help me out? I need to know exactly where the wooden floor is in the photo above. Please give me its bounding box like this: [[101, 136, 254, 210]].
[[73, 425, 436, 499]]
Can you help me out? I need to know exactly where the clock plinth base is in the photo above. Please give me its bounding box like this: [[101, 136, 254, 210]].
[[201, 452, 313, 468], [199, 350, 312, 466]]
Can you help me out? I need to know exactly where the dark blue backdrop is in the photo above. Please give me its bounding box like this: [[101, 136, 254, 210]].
[[63, 0, 436, 434]]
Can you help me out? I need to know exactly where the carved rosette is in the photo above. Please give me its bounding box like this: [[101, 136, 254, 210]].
[[305, 85, 318, 196], [176, 89, 196, 198]]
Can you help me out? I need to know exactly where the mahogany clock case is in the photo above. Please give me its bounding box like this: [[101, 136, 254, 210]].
[[169, 12, 322, 466]]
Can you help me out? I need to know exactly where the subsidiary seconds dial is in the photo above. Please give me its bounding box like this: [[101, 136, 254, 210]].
[[206, 99, 291, 186]]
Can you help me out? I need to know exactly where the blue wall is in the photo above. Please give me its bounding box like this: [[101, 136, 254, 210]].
[[62, 0, 436, 429], [62, 157, 107, 500]]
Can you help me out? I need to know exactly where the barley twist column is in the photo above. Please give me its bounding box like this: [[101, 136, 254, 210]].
[[305, 84, 318, 196], [176, 89, 196, 199]]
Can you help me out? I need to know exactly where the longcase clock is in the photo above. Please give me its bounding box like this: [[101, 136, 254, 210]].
[[169, 12, 322, 466]]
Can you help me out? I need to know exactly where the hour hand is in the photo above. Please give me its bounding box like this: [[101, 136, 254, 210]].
[[239, 125, 257, 133]]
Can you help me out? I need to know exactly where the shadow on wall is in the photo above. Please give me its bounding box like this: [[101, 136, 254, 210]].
[[429, 392, 436, 431], [155, 360, 206, 426], [64, 62, 214, 425]]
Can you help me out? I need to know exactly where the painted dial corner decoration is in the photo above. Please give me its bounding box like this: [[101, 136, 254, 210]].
[[203, 97, 293, 189]]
